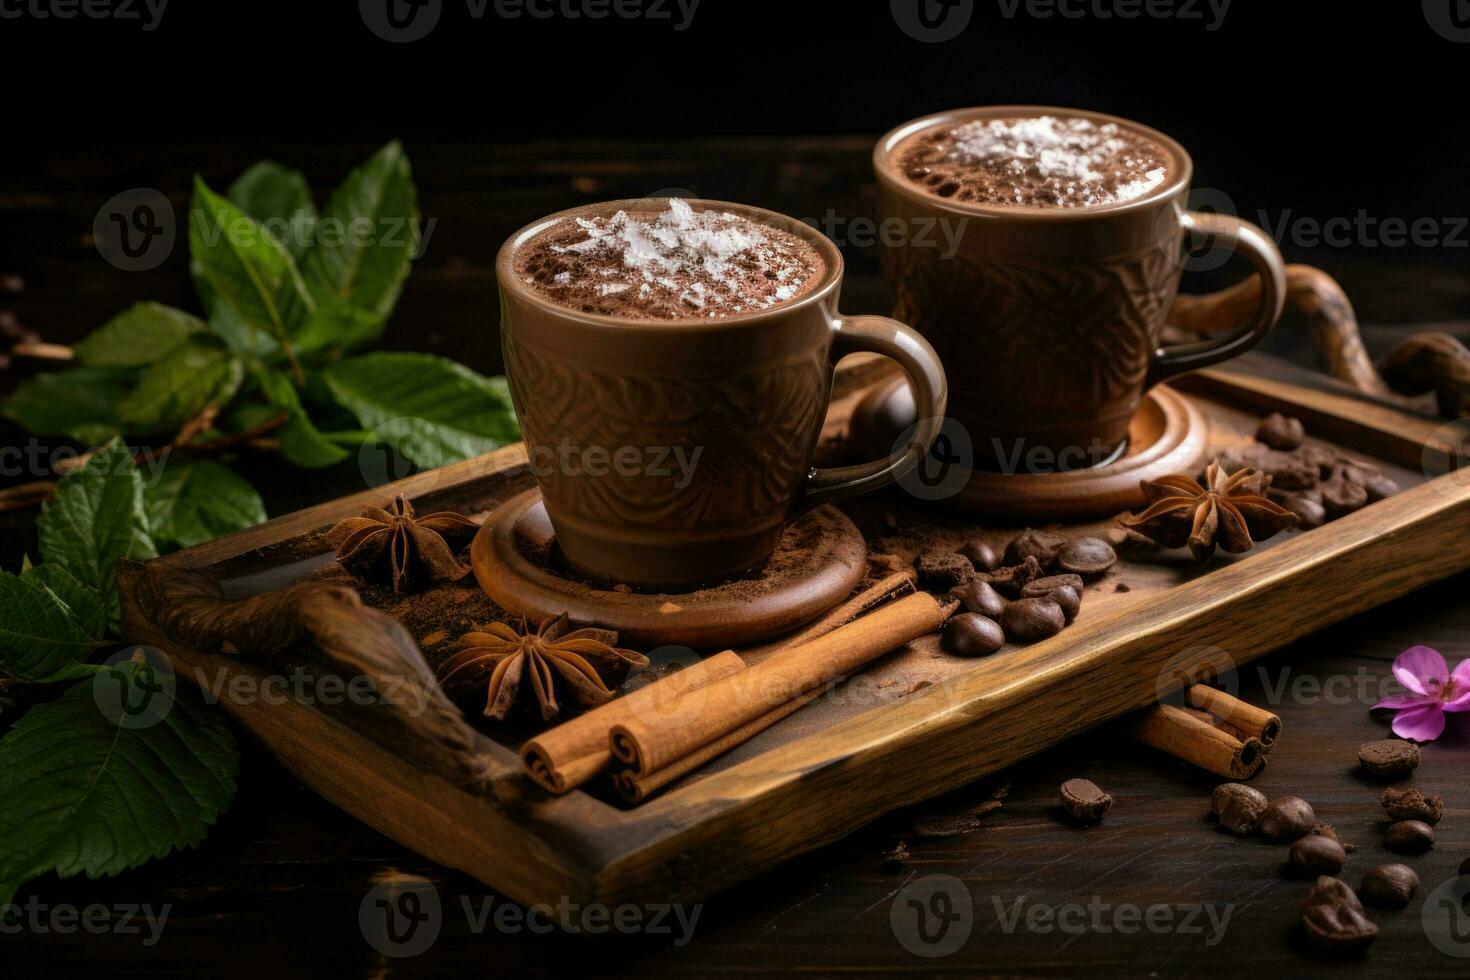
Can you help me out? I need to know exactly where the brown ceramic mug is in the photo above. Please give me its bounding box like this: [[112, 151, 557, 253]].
[[496, 199, 948, 589], [875, 106, 1287, 470]]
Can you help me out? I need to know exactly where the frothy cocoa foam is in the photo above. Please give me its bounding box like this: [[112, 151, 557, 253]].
[[893, 114, 1175, 209], [515, 200, 825, 320]]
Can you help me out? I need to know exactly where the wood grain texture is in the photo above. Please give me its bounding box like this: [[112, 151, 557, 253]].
[[114, 364, 1470, 911]]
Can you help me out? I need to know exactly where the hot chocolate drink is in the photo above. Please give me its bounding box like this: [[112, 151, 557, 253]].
[[891, 113, 1176, 209], [513, 199, 826, 319]]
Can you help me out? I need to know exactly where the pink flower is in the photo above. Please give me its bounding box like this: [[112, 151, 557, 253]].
[[1371, 645, 1470, 742]]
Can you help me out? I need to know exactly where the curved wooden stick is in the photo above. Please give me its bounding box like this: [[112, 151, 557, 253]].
[[1169, 264, 1390, 397], [1379, 332, 1470, 419], [1170, 265, 1470, 417], [127, 562, 495, 795]]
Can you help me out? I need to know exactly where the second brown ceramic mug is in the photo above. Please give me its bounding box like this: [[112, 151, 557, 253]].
[[875, 105, 1288, 471], [496, 199, 948, 589]]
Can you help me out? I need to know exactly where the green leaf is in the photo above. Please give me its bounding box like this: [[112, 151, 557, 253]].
[[0, 570, 104, 684], [0, 659, 238, 906], [116, 338, 244, 434], [253, 368, 349, 468], [189, 176, 315, 351], [22, 564, 107, 642], [73, 303, 206, 368], [37, 440, 157, 625], [1, 367, 133, 444], [226, 161, 317, 260], [323, 352, 519, 470], [294, 291, 387, 355], [302, 141, 418, 319], [143, 459, 267, 550]]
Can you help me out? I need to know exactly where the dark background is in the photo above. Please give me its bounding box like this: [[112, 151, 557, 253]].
[[3, 4, 1470, 977]]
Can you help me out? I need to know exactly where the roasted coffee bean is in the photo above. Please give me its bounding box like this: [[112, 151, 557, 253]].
[[1310, 823, 1353, 851], [941, 613, 1005, 657], [1004, 529, 1069, 569], [1301, 875, 1363, 915], [1289, 835, 1348, 876], [1000, 598, 1065, 643], [1212, 783, 1268, 835], [1021, 573, 1084, 597], [981, 555, 1042, 597], [957, 539, 1000, 572], [1043, 585, 1081, 623], [1059, 778, 1112, 823], [949, 579, 1008, 619], [1339, 459, 1399, 502], [1357, 739, 1420, 778], [1385, 819, 1435, 854], [1056, 537, 1117, 577], [1381, 787, 1442, 824], [1271, 489, 1327, 529], [916, 549, 974, 589], [1256, 412, 1306, 451], [1320, 465, 1370, 516], [1301, 901, 1377, 955], [1259, 796, 1317, 842], [1360, 864, 1419, 909]]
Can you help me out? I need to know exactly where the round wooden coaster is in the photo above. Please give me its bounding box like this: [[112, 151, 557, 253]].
[[849, 376, 1209, 520], [470, 489, 868, 649]]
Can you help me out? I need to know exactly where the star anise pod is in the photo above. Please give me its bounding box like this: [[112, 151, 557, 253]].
[[326, 494, 480, 594], [437, 614, 650, 723], [1118, 459, 1299, 561]]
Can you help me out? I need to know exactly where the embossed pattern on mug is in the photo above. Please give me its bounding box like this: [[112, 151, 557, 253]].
[[503, 329, 828, 534]]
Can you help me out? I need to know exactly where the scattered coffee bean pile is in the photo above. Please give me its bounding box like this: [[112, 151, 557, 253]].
[[918, 529, 1118, 656], [1221, 413, 1401, 528], [1204, 737, 1453, 958]]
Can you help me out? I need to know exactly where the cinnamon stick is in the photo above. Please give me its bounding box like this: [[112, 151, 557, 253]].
[[519, 570, 921, 795], [613, 687, 828, 804], [521, 650, 746, 794], [739, 569, 916, 663], [1185, 685, 1281, 749], [1126, 703, 1266, 780], [610, 591, 949, 775]]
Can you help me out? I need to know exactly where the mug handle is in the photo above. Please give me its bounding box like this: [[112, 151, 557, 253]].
[[798, 315, 948, 512], [1147, 210, 1288, 388]]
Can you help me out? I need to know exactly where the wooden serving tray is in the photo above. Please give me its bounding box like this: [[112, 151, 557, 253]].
[[117, 359, 1470, 908]]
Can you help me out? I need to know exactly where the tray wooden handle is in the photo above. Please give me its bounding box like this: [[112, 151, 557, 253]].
[[120, 561, 497, 796], [1169, 264, 1470, 416]]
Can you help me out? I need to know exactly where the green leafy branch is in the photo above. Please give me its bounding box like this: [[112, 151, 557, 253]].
[[0, 442, 237, 907], [2, 142, 520, 539]]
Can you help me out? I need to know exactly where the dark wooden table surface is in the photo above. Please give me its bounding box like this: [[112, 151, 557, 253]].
[[3, 141, 1469, 977]]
